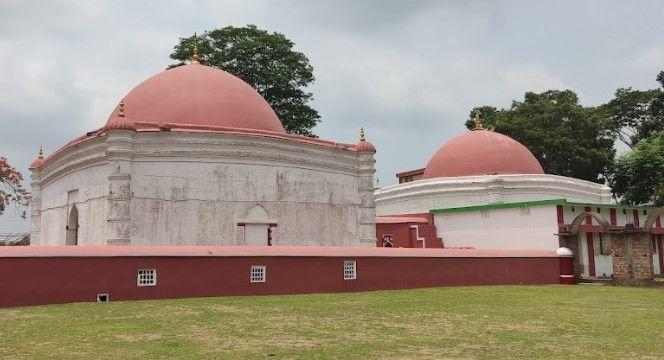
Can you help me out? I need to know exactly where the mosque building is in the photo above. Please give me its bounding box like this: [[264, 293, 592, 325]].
[[375, 113, 664, 280], [28, 54, 377, 248], [7, 48, 663, 308]]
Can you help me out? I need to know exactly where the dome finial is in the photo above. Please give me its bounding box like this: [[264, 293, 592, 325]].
[[356, 127, 376, 153], [118, 99, 126, 117], [38, 146, 44, 159], [191, 33, 200, 64], [472, 110, 484, 131]]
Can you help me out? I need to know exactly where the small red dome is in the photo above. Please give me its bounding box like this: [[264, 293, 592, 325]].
[[29, 148, 45, 169], [29, 156, 45, 170], [357, 140, 376, 153], [423, 129, 544, 178], [105, 100, 136, 131], [356, 128, 376, 153], [105, 64, 285, 133]]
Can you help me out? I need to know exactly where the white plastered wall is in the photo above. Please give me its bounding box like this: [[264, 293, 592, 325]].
[[375, 174, 613, 216], [37, 164, 109, 245], [433, 205, 559, 250], [129, 160, 361, 246], [32, 131, 376, 247]]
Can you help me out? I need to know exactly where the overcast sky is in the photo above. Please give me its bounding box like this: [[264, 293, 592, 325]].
[[1, 0, 663, 232]]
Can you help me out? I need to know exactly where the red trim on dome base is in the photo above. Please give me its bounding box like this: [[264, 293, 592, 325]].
[[29, 125, 364, 171]]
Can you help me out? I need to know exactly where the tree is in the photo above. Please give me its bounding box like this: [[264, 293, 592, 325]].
[[170, 25, 320, 136], [465, 90, 616, 183], [0, 156, 30, 217], [602, 87, 663, 149], [652, 71, 664, 122], [601, 71, 664, 149], [610, 131, 664, 206]]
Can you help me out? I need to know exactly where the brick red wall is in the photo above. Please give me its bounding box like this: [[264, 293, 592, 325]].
[[0, 255, 561, 308], [376, 214, 443, 248]]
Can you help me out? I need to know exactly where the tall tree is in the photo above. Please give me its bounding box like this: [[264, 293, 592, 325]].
[[170, 25, 320, 136], [610, 131, 664, 206], [602, 86, 663, 149], [0, 156, 30, 217], [607, 70, 664, 205], [465, 90, 616, 183]]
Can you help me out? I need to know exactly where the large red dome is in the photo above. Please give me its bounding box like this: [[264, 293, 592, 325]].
[[423, 129, 544, 179], [105, 64, 285, 133]]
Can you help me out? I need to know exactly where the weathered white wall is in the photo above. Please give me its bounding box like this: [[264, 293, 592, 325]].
[[129, 160, 362, 246], [595, 253, 613, 277], [375, 174, 613, 216], [37, 164, 109, 245], [32, 131, 376, 247], [433, 205, 559, 250]]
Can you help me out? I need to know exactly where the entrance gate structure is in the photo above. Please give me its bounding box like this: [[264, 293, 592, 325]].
[[558, 208, 664, 285]]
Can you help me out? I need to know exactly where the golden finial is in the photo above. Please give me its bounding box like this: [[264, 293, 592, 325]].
[[38, 146, 44, 159], [472, 110, 484, 131], [191, 33, 200, 64], [118, 99, 125, 117], [360, 127, 366, 141]]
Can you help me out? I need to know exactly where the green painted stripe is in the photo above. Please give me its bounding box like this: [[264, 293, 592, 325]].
[[430, 199, 566, 214], [429, 198, 660, 215]]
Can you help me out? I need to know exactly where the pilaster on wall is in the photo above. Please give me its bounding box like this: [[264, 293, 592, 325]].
[[29, 171, 41, 245], [357, 152, 377, 246], [106, 131, 134, 245], [611, 231, 654, 285]]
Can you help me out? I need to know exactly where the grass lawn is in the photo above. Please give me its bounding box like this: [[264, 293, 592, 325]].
[[1, 285, 664, 359]]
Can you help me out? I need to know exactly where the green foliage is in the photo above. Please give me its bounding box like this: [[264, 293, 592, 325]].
[[602, 87, 663, 148], [170, 25, 320, 136], [604, 70, 664, 204], [465, 90, 616, 183], [610, 131, 664, 206]]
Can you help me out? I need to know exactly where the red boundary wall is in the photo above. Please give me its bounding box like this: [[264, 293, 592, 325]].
[[0, 246, 563, 308]]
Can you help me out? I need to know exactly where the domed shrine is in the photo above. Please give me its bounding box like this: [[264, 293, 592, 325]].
[[422, 123, 544, 179], [29, 60, 377, 247]]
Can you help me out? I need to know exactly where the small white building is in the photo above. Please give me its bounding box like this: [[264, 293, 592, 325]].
[[29, 62, 377, 247]]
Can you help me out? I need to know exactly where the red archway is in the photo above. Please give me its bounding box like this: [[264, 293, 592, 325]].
[[567, 211, 611, 278]]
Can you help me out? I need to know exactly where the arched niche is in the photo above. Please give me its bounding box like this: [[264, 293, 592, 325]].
[[238, 205, 277, 246], [66, 205, 79, 245]]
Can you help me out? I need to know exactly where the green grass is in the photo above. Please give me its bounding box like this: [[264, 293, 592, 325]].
[[1, 286, 664, 359]]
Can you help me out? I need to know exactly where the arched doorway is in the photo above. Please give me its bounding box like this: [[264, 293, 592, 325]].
[[568, 211, 611, 279], [66, 205, 79, 245]]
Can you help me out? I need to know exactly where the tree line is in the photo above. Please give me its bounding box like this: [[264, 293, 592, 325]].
[[464, 71, 664, 206]]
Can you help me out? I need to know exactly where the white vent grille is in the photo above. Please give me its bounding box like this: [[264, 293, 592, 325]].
[[250, 265, 266, 283], [137, 269, 157, 286], [344, 260, 357, 280]]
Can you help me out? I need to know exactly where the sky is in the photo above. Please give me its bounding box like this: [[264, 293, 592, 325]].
[[1, 0, 663, 232]]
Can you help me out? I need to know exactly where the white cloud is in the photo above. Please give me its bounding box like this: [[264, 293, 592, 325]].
[[497, 63, 573, 98]]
